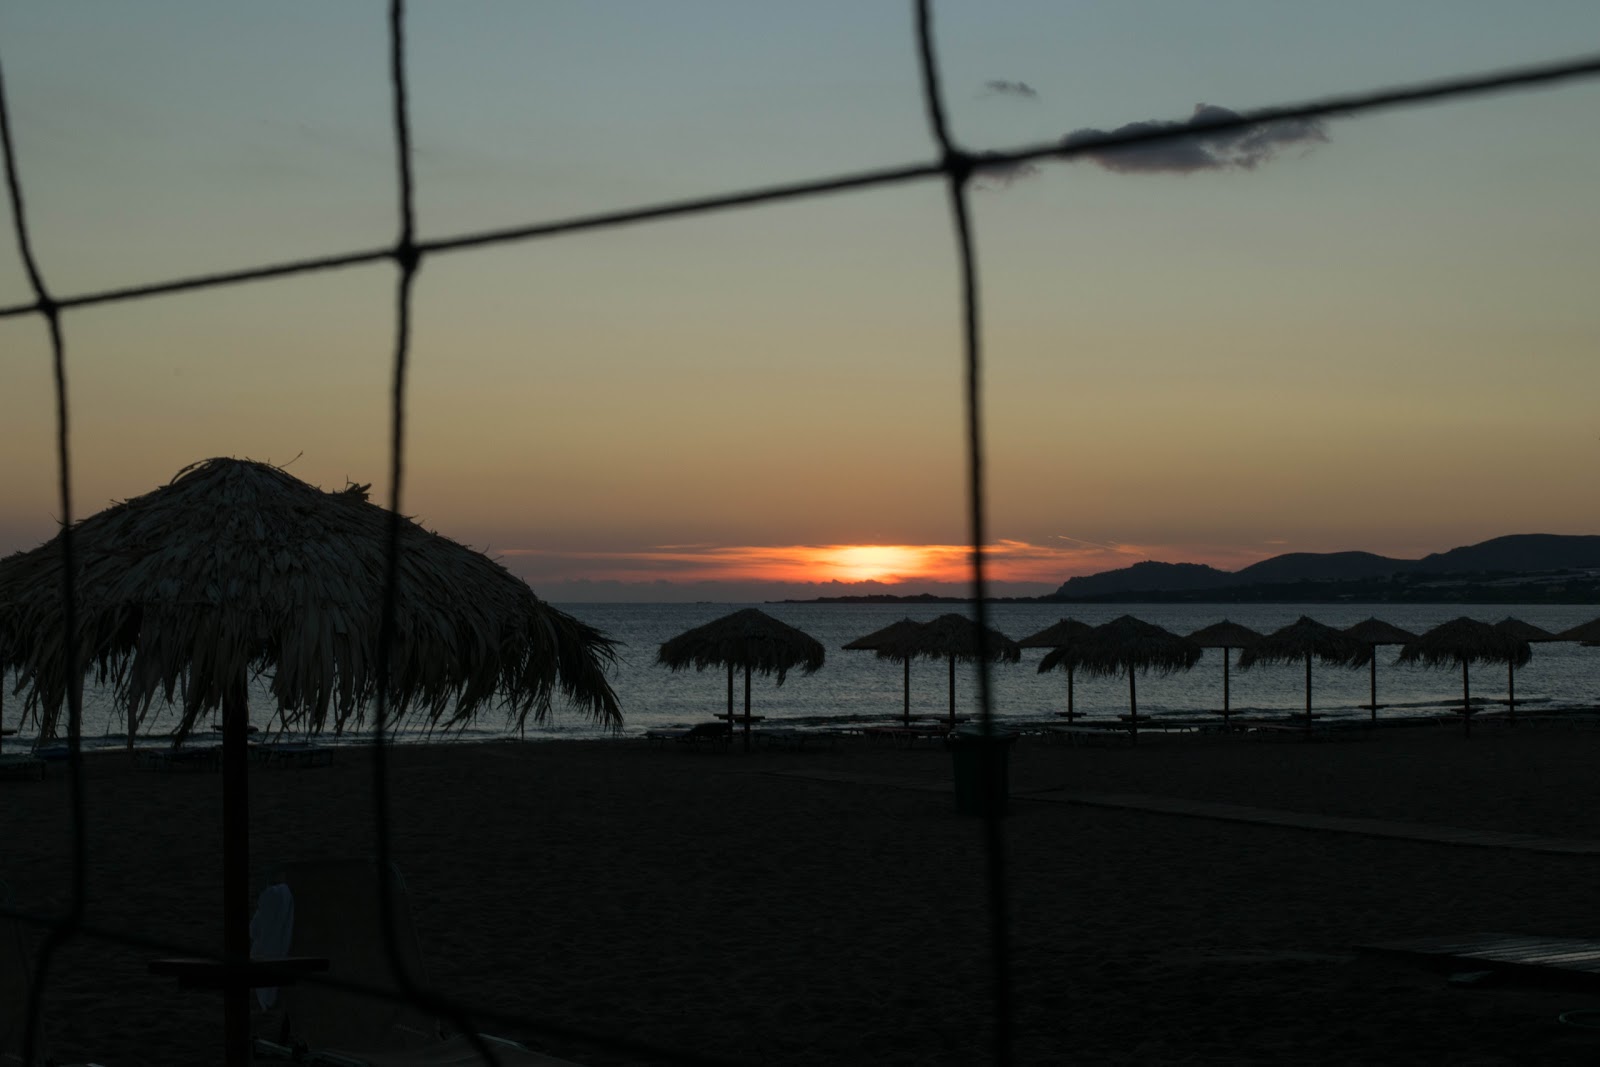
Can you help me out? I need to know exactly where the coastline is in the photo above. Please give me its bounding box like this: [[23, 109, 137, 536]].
[[10, 727, 1600, 1063]]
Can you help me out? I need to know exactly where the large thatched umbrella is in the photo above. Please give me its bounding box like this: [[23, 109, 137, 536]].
[[1398, 617, 1531, 738], [842, 618, 925, 726], [1019, 618, 1094, 722], [657, 608, 824, 750], [1342, 618, 1416, 724], [0, 457, 621, 1062], [1238, 617, 1368, 732], [1040, 615, 1200, 743], [1185, 620, 1262, 727], [1492, 618, 1558, 721], [873, 613, 1020, 728]]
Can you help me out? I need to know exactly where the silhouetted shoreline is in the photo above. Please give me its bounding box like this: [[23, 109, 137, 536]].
[[781, 573, 1600, 605]]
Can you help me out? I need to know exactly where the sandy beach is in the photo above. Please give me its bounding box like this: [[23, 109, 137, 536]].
[[10, 722, 1600, 1065]]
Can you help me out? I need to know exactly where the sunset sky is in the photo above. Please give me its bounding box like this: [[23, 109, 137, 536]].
[[1, 3, 1597, 601]]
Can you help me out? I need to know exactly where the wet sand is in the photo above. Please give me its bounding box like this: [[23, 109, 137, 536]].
[[10, 722, 1600, 1065]]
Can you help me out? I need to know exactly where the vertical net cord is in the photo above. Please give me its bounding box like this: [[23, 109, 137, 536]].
[[369, 3, 502, 1062], [0, 51, 87, 1067], [912, 3, 1013, 1063]]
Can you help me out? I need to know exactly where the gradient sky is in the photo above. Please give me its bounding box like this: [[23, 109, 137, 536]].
[[1, 2, 1598, 600]]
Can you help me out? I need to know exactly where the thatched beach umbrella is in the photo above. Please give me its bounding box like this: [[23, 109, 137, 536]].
[[842, 618, 925, 726], [1397, 617, 1530, 738], [874, 613, 1020, 728], [0, 457, 621, 1061], [1019, 618, 1094, 722], [0, 624, 15, 754], [1185, 620, 1262, 727], [1342, 618, 1416, 724], [657, 608, 824, 750], [1238, 617, 1368, 731], [1556, 617, 1600, 645], [1040, 615, 1200, 743], [1493, 617, 1558, 720]]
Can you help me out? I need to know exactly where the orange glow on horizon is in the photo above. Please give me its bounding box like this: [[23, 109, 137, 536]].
[[500, 539, 1279, 588]]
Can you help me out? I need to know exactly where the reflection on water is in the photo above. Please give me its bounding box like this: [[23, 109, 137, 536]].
[[9, 602, 1595, 746]]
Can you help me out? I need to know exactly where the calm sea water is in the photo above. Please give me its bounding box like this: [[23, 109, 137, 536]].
[[9, 602, 1599, 747]]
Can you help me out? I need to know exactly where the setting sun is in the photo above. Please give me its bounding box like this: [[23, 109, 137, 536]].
[[816, 545, 940, 583]]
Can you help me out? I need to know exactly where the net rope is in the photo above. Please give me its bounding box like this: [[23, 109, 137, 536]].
[[0, 3, 1597, 1063]]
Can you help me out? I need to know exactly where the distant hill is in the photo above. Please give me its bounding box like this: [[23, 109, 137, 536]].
[[1052, 561, 1232, 600], [1052, 534, 1600, 600], [1417, 534, 1600, 574], [1234, 551, 1411, 584]]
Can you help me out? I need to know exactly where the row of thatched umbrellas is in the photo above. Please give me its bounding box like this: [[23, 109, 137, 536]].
[[655, 609, 1600, 747]]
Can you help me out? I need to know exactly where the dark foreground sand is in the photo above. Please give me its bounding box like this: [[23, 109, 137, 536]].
[[10, 722, 1600, 1065]]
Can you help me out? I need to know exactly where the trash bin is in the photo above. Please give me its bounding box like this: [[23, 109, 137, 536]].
[[947, 725, 1019, 816]]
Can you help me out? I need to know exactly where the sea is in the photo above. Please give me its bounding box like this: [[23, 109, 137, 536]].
[[7, 602, 1599, 749]]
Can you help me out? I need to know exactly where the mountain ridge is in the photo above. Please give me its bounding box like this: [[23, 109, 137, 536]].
[[1053, 534, 1600, 599]]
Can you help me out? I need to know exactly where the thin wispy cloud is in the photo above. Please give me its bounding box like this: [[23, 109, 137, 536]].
[[1061, 102, 1329, 174], [982, 79, 1039, 99]]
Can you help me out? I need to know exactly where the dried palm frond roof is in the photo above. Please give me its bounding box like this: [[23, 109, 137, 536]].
[[1398, 617, 1532, 669], [1039, 615, 1201, 677], [656, 608, 824, 684], [0, 457, 621, 737], [1343, 617, 1416, 646], [1237, 617, 1369, 669], [1017, 618, 1094, 650], [841, 618, 926, 661], [1493, 617, 1559, 643], [870, 612, 1020, 664], [1185, 620, 1263, 649]]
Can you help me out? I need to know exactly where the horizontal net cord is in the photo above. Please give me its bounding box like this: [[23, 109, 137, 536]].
[[0, 49, 1595, 322]]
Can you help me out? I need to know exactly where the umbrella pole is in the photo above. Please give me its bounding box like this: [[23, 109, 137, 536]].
[[1462, 660, 1471, 739], [727, 662, 734, 719], [1507, 662, 1516, 724], [1370, 655, 1378, 724], [222, 678, 252, 1066], [947, 654, 955, 729], [743, 662, 752, 752], [1222, 648, 1231, 726], [1128, 665, 1138, 745], [1067, 666, 1075, 723], [1304, 652, 1313, 733], [903, 657, 911, 727]]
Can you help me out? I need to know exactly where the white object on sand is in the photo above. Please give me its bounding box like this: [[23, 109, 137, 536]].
[[249, 882, 295, 1009]]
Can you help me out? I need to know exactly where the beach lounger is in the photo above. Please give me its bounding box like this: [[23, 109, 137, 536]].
[[754, 728, 839, 750], [652, 722, 731, 749], [253, 860, 580, 1066], [133, 745, 222, 772], [1048, 725, 1134, 747], [862, 724, 947, 748], [643, 725, 730, 749], [249, 741, 336, 769], [0, 754, 44, 782]]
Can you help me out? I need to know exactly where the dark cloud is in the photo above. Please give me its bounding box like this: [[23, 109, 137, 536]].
[[983, 79, 1038, 99], [1061, 103, 1328, 174], [973, 152, 1040, 188]]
